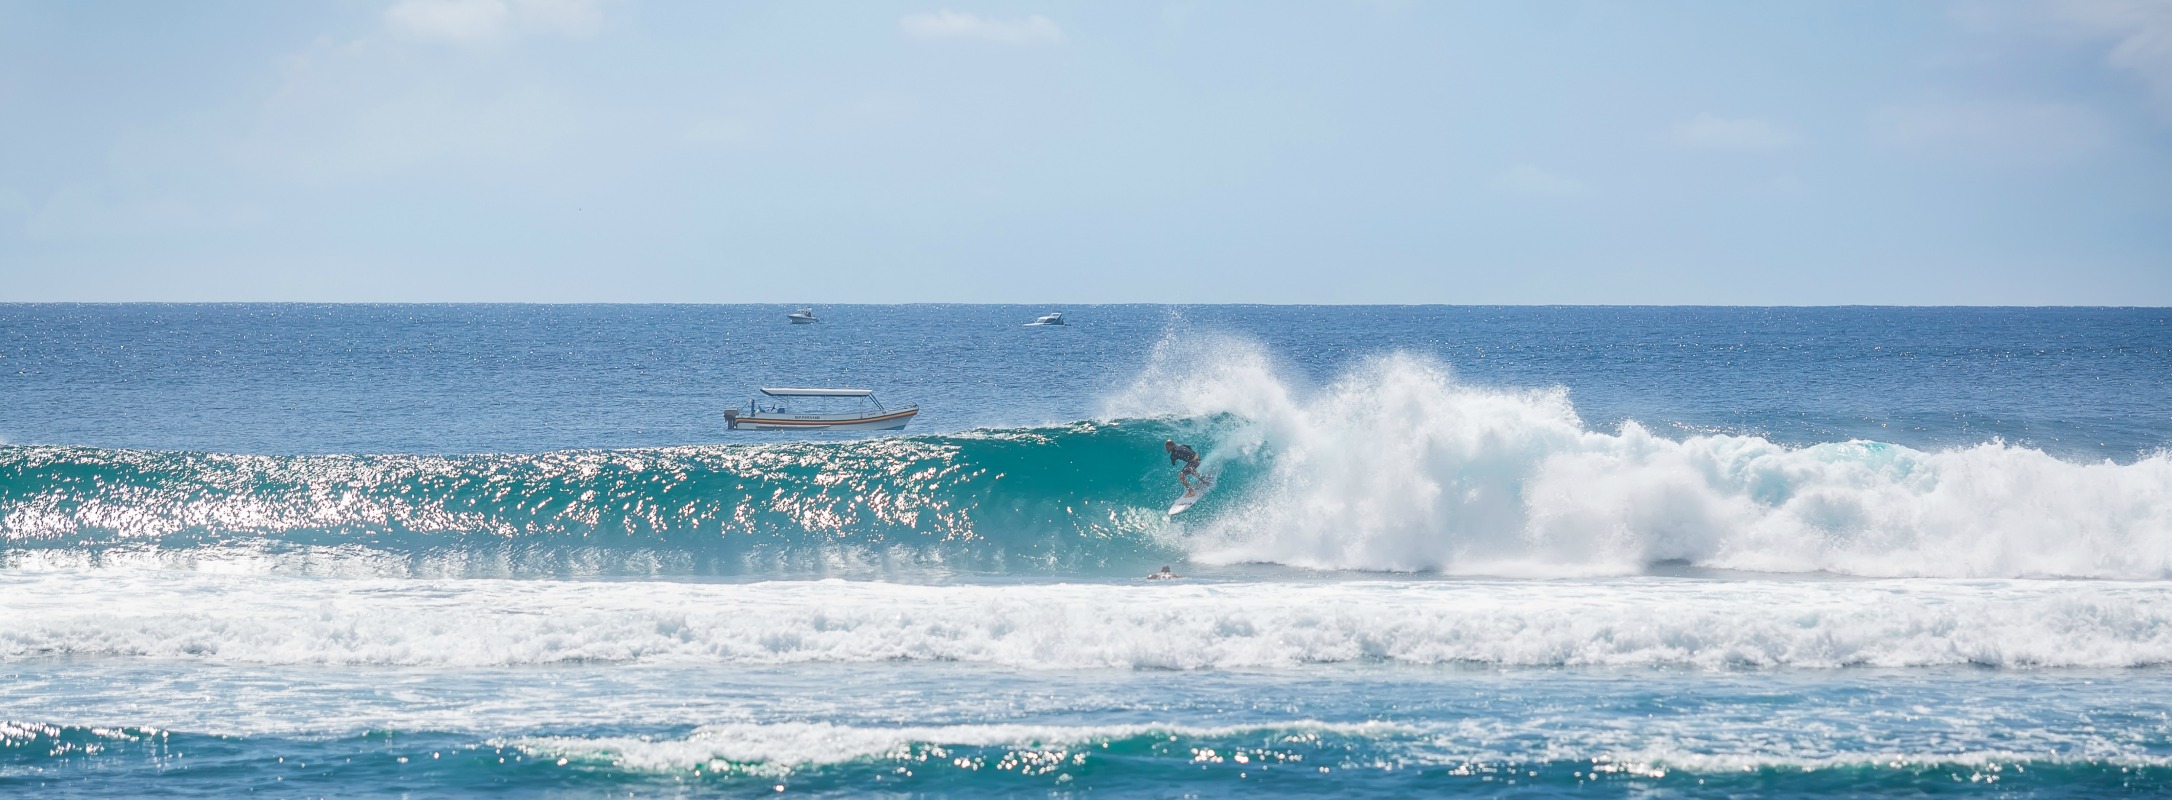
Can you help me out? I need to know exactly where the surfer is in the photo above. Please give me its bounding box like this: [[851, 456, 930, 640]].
[[1147, 565, 1182, 580], [1164, 440, 1201, 495]]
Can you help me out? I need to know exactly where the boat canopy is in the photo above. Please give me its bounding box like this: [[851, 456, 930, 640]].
[[760, 388, 874, 397]]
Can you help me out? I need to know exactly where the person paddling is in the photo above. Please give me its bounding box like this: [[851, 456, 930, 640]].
[[1164, 439, 1202, 495]]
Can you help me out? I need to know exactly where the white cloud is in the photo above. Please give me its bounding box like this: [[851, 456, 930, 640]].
[[2047, 0, 2172, 112], [513, 0, 606, 37], [1497, 165, 1591, 198], [384, 0, 606, 45], [386, 0, 510, 43], [900, 10, 1066, 46], [1672, 113, 1798, 151], [1876, 101, 2112, 159]]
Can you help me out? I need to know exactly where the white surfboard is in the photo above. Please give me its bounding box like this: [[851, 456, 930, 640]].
[[1167, 475, 1215, 516]]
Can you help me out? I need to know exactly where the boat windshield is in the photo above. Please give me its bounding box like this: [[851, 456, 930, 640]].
[[753, 393, 883, 414]]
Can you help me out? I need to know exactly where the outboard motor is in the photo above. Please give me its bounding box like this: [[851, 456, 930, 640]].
[[722, 408, 739, 429]]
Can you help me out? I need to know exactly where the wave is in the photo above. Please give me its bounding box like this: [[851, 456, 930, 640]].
[[513, 719, 2172, 780], [517, 720, 1404, 776], [5, 334, 2171, 579], [1108, 335, 2172, 579], [19, 718, 2160, 793], [0, 421, 1208, 577], [7, 574, 2172, 669]]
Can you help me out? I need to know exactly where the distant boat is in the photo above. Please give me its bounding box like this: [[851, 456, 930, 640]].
[[723, 388, 918, 431], [786, 308, 818, 324], [1024, 312, 1065, 326]]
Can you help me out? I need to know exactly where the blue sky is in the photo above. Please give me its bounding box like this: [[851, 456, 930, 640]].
[[1, 0, 2168, 303]]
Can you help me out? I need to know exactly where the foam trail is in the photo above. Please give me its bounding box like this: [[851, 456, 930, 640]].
[[7, 572, 2172, 669], [511, 719, 2172, 777], [1109, 334, 2172, 578], [517, 721, 1402, 773]]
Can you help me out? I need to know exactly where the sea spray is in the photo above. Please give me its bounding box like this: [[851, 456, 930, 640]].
[[6, 337, 2172, 579], [1111, 336, 2172, 578]]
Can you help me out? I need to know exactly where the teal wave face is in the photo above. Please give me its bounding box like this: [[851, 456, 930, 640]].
[[0, 420, 1237, 577], [8, 721, 2167, 799]]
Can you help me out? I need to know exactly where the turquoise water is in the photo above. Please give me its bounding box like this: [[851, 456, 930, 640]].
[[4, 304, 2172, 797]]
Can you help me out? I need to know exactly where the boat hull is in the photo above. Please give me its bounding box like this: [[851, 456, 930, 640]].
[[727, 408, 918, 431]]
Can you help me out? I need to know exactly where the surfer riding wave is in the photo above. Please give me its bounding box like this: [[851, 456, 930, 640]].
[[1165, 439, 1202, 495]]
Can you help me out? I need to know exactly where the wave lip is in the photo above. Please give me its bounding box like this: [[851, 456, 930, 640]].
[[0, 421, 1191, 578], [6, 574, 2172, 669], [1108, 336, 2172, 579], [8, 335, 2172, 581]]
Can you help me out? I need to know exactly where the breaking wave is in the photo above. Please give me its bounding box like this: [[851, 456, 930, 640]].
[[4, 335, 2170, 579], [0, 422, 1204, 577], [1110, 335, 2172, 579]]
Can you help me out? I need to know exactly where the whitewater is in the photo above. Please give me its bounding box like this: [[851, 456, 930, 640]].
[[4, 304, 2170, 797], [6, 573, 2172, 669], [9, 334, 2170, 580]]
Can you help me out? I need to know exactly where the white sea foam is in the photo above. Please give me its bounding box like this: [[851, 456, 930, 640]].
[[1110, 334, 2172, 578], [5, 572, 2172, 669], [512, 719, 2172, 776], [516, 720, 1401, 773]]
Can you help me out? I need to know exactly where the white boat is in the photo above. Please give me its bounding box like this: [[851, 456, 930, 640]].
[[1024, 312, 1065, 326], [786, 308, 818, 324], [724, 388, 918, 431]]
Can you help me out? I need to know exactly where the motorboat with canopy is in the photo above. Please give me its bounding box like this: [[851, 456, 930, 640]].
[[723, 388, 918, 431]]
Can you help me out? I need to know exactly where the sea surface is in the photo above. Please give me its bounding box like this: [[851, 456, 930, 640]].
[[4, 303, 2172, 797]]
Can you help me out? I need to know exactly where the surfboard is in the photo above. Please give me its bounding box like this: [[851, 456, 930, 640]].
[[1167, 475, 1214, 516]]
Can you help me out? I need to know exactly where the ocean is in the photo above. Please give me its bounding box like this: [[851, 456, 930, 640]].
[[3, 303, 2171, 797]]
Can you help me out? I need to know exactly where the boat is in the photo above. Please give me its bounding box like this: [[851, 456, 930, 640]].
[[786, 308, 818, 324], [1024, 312, 1065, 326], [723, 388, 918, 431]]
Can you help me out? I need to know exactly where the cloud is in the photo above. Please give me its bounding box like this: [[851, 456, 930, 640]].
[[1497, 165, 1591, 198], [1672, 113, 1798, 151], [386, 0, 509, 43], [384, 0, 606, 45], [1876, 101, 2112, 159], [899, 10, 1066, 46], [514, 0, 607, 36], [2046, 0, 2172, 112]]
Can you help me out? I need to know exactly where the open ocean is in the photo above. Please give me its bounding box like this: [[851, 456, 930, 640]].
[[4, 303, 2172, 798]]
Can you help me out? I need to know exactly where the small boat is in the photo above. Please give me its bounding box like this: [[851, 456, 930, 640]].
[[786, 308, 818, 324], [724, 388, 918, 431], [1024, 312, 1065, 326]]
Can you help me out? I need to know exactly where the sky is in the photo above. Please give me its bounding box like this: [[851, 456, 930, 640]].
[[0, 0, 2169, 304]]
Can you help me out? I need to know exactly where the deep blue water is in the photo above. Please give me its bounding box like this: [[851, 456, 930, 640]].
[[4, 303, 2172, 797], [7, 304, 2167, 456]]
